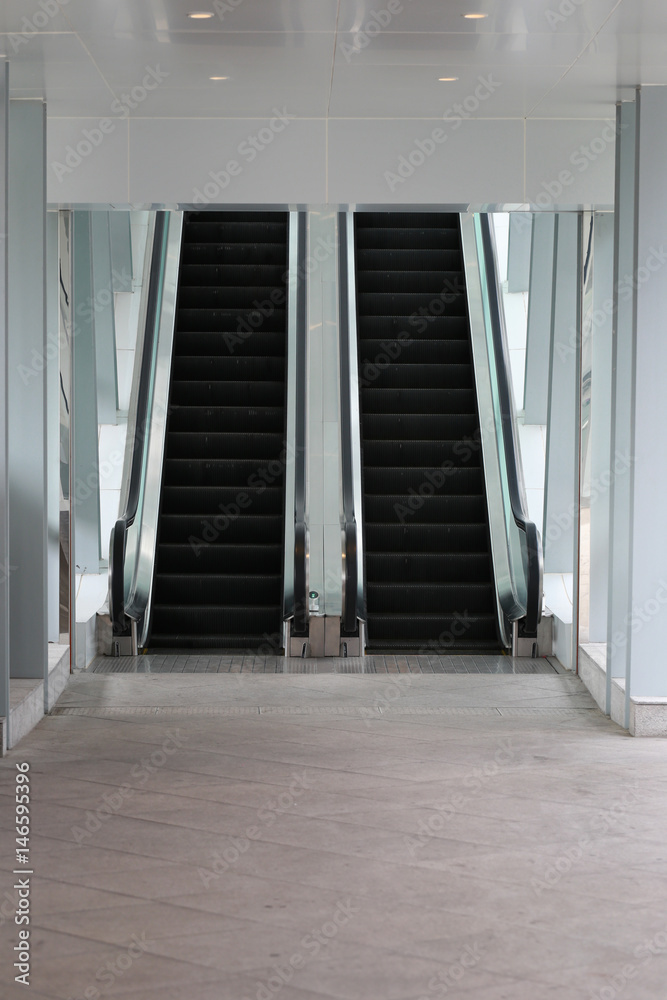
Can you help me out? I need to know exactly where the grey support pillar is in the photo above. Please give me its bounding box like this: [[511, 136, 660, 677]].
[[306, 209, 342, 655], [524, 214, 556, 424], [109, 211, 133, 292], [46, 212, 61, 643], [608, 89, 667, 712], [91, 213, 119, 425], [8, 100, 47, 682], [606, 101, 637, 719], [543, 214, 582, 578], [0, 62, 9, 739], [507, 212, 532, 292], [588, 212, 614, 642], [71, 212, 101, 574]]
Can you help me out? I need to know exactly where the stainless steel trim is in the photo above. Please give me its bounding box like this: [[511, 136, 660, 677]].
[[461, 213, 521, 647], [343, 210, 365, 625], [122, 212, 183, 646]]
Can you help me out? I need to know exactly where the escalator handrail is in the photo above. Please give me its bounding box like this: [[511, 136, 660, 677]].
[[478, 214, 543, 635], [338, 212, 358, 634], [291, 212, 309, 635], [109, 212, 168, 634]]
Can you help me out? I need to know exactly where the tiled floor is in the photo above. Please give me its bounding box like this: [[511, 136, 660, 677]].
[[2, 668, 667, 999], [90, 653, 562, 674]]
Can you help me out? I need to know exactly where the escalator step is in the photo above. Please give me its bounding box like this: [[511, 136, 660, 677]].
[[184, 221, 287, 243], [163, 459, 284, 488], [367, 582, 495, 613], [366, 552, 491, 583], [364, 524, 489, 553], [356, 249, 461, 271], [149, 634, 280, 651], [174, 332, 286, 358], [358, 339, 471, 366], [360, 388, 476, 414], [151, 605, 281, 635], [356, 270, 465, 295], [178, 286, 286, 310], [356, 229, 459, 251], [359, 363, 473, 390], [357, 316, 468, 340], [363, 494, 487, 523], [362, 413, 479, 440], [168, 406, 284, 433], [357, 292, 467, 317], [170, 380, 285, 407], [155, 543, 283, 574], [366, 613, 498, 643], [171, 357, 285, 381], [364, 467, 482, 496], [356, 212, 460, 228], [179, 264, 286, 287], [183, 243, 287, 266], [178, 309, 286, 333], [161, 486, 283, 516], [362, 440, 480, 468], [153, 573, 282, 605], [159, 514, 284, 544], [165, 431, 284, 460]]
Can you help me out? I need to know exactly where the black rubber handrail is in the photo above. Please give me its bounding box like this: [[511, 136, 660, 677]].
[[290, 212, 309, 636], [338, 212, 360, 635], [109, 212, 168, 636], [478, 213, 543, 636]]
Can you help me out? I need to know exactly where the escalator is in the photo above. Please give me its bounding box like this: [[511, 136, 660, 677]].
[[148, 211, 289, 649], [354, 212, 499, 651]]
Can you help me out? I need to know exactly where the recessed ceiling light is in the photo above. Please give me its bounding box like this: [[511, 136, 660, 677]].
[[188, 11, 214, 18], [439, 77, 459, 82], [210, 76, 228, 80], [463, 12, 488, 18]]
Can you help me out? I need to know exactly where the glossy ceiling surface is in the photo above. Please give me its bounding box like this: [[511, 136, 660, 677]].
[[0, 0, 663, 122]]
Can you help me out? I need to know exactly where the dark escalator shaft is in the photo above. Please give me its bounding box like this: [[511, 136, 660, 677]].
[[149, 211, 288, 649], [355, 212, 500, 651]]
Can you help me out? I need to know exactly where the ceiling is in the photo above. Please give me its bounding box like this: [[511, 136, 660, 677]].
[[0, 0, 665, 123]]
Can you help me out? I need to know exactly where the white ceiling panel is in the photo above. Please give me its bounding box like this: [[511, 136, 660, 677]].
[[333, 29, 587, 67], [336, 0, 621, 36], [329, 61, 567, 118], [0, 33, 114, 116], [0, 1, 71, 35], [76, 30, 335, 117], [62, 0, 340, 35]]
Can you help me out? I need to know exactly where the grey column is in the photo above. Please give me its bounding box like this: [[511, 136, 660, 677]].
[[91, 213, 118, 425], [507, 212, 532, 292], [606, 101, 637, 718], [543, 214, 582, 578], [109, 211, 133, 292], [616, 88, 667, 704], [8, 100, 47, 682], [0, 62, 8, 734], [71, 212, 101, 573], [588, 212, 614, 642], [46, 212, 60, 643], [524, 214, 556, 424]]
